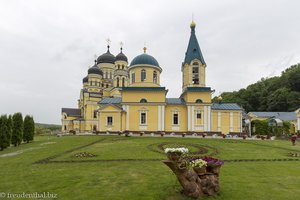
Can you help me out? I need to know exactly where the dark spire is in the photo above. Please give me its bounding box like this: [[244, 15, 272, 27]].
[[184, 21, 206, 65]]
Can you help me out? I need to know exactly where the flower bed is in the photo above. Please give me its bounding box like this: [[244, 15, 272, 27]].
[[73, 152, 96, 158]]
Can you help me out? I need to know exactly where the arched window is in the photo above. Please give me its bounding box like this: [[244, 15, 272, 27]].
[[117, 77, 120, 87], [118, 64, 120, 69], [122, 65, 124, 70], [122, 77, 125, 87], [153, 71, 157, 83], [110, 72, 112, 79], [131, 72, 135, 83], [140, 98, 147, 103], [141, 69, 146, 82], [195, 99, 203, 103], [105, 72, 108, 79], [192, 62, 199, 84], [106, 84, 108, 88]]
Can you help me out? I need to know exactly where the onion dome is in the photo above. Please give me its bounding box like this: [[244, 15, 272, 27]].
[[97, 46, 115, 64], [116, 47, 128, 62], [88, 61, 103, 75], [130, 47, 160, 67], [82, 76, 88, 83]]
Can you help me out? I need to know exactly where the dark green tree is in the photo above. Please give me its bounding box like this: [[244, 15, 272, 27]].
[[29, 117, 35, 141], [0, 115, 10, 150], [12, 113, 23, 146], [23, 116, 35, 143], [7, 115, 12, 146]]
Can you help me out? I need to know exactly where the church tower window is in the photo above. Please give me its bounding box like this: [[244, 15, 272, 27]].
[[141, 69, 146, 82], [153, 71, 157, 83], [132, 72, 135, 83], [192, 62, 199, 84]]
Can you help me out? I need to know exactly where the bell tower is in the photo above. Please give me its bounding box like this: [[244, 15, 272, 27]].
[[182, 21, 206, 92]]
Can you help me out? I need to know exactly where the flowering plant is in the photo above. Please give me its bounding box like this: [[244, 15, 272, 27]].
[[202, 156, 224, 166], [164, 147, 189, 154], [190, 159, 207, 168]]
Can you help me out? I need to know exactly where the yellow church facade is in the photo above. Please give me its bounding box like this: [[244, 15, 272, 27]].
[[61, 22, 243, 135]]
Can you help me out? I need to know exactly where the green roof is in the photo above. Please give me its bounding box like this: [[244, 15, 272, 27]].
[[99, 97, 122, 104], [186, 87, 212, 92], [166, 98, 185, 105], [121, 87, 166, 91], [184, 24, 206, 65], [211, 103, 243, 110]]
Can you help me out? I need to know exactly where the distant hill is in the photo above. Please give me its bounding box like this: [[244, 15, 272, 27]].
[[35, 123, 61, 131], [212, 63, 300, 112]]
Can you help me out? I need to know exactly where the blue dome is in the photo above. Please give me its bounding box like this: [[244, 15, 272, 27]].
[[130, 53, 160, 67]]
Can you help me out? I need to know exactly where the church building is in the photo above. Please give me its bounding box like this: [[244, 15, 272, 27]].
[[61, 21, 244, 135]]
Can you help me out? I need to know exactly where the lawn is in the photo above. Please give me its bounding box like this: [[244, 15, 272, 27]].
[[0, 135, 300, 200]]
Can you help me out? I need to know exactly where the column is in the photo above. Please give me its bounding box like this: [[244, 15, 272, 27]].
[[161, 105, 165, 131], [191, 106, 195, 131], [217, 112, 221, 132], [188, 106, 191, 131], [158, 106, 161, 131], [207, 106, 211, 131], [203, 106, 207, 131], [230, 112, 233, 132]]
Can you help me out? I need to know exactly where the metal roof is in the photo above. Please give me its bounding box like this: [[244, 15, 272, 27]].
[[211, 103, 243, 110], [166, 98, 185, 105], [130, 53, 160, 67], [249, 112, 297, 121], [186, 87, 212, 92], [99, 97, 122, 104], [61, 108, 81, 116], [184, 24, 206, 65], [121, 87, 166, 91]]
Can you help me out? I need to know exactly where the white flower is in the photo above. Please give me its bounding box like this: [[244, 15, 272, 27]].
[[190, 159, 207, 168], [164, 147, 189, 154]]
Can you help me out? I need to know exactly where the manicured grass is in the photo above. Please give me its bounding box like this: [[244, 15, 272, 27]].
[[0, 135, 300, 200]]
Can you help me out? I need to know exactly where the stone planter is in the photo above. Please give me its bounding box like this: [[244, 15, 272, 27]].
[[167, 152, 183, 161], [222, 134, 226, 138], [140, 132, 144, 136], [243, 135, 247, 140], [182, 133, 186, 137], [202, 134, 206, 138], [206, 165, 221, 175], [194, 166, 206, 175]]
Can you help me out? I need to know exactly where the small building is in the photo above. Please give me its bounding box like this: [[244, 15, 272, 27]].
[[248, 109, 300, 133]]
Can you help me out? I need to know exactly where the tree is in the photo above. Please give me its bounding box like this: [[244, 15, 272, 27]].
[[0, 115, 10, 150], [214, 63, 300, 112], [12, 113, 23, 146], [23, 116, 35, 143], [7, 115, 12, 146]]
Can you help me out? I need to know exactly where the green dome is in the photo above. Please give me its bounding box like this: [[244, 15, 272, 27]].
[[130, 53, 160, 67]]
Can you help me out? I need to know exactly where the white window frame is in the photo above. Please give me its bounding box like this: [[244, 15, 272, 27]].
[[106, 116, 113, 126], [140, 111, 147, 125], [172, 112, 179, 125]]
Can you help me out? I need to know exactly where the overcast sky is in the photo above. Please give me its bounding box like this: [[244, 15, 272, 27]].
[[0, 0, 300, 124]]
